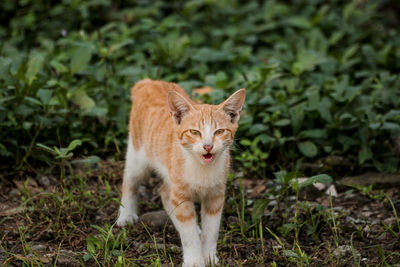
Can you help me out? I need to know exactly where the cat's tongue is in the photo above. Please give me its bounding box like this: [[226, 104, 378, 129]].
[[202, 153, 214, 163]]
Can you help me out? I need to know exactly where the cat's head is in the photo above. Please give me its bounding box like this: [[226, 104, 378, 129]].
[[167, 89, 246, 165]]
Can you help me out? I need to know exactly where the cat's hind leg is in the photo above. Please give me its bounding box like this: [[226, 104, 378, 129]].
[[117, 137, 149, 226]]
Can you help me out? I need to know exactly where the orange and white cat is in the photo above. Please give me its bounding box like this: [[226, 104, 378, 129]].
[[117, 79, 245, 266]]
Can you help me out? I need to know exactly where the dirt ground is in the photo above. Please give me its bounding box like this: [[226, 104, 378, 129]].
[[1, 161, 399, 266]]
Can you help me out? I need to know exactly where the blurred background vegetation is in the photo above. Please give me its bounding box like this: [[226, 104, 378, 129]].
[[1, 0, 399, 178]]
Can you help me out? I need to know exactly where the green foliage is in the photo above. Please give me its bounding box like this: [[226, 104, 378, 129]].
[[37, 139, 83, 179], [0, 0, 399, 173], [251, 171, 332, 223], [85, 224, 127, 265]]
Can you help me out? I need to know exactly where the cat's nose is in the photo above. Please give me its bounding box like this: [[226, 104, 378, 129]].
[[203, 144, 213, 152]]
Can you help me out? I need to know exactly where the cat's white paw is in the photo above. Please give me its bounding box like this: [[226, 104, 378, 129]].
[[182, 260, 205, 267], [116, 213, 139, 227], [204, 253, 219, 266]]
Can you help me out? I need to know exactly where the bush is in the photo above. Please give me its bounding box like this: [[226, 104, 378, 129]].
[[0, 0, 399, 175]]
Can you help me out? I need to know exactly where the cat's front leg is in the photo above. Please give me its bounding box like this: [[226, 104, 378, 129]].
[[166, 189, 204, 267], [201, 193, 224, 265]]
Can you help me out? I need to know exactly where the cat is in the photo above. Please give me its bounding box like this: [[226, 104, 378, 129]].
[[117, 79, 245, 266]]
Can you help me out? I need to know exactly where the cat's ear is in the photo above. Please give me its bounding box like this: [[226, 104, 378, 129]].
[[167, 91, 195, 124], [218, 88, 246, 123]]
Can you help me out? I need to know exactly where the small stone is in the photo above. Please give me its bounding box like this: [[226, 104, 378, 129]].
[[28, 243, 46, 251], [383, 217, 397, 226], [346, 216, 362, 224], [140, 210, 170, 228], [333, 245, 360, 258], [38, 176, 51, 187], [267, 200, 278, 207], [314, 182, 327, 191], [57, 250, 80, 266], [325, 184, 338, 197], [9, 188, 19, 196], [361, 211, 374, 217]]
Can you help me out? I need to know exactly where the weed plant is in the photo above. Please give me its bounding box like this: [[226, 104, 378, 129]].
[[0, 0, 399, 175]]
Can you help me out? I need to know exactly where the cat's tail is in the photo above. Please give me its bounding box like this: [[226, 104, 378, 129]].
[[130, 78, 153, 101]]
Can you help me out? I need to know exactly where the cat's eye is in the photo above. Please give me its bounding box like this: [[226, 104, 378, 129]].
[[189, 129, 201, 136], [214, 129, 225, 135]]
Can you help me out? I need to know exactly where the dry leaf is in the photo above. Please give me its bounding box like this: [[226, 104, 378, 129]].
[[193, 86, 213, 96]]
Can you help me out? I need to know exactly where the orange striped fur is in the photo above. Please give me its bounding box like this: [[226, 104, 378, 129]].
[[117, 79, 245, 266]]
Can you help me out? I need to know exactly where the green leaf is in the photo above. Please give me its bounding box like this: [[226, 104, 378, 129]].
[[286, 17, 311, 29], [258, 134, 274, 144], [70, 88, 96, 111], [251, 199, 269, 222], [67, 139, 82, 152], [26, 51, 46, 85], [0, 57, 12, 80], [290, 103, 304, 134], [274, 119, 291, 127], [70, 44, 93, 74], [249, 123, 268, 135], [307, 88, 320, 110], [24, 96, 42, 106], [36, 143, 56, 154], [37, 89, 53, 105], [291, 50, 325, 75], [358, 145, 373, 164], [381, 122, 400, 131], [297, 141, 318, 158], [299, 129, 327, 139], [318, 97, 332, 122], [299, 174, 332, 188], [239, 139, 252, 146], [284, 250, 299, 258], [72, 155, 100, 165]]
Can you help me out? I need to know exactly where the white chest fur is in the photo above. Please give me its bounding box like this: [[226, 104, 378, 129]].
[[181, 150, 228, 195]]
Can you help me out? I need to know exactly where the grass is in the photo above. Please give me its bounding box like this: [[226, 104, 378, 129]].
[[1, 160, 399, 266]]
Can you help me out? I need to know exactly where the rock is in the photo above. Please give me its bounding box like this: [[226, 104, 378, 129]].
[[346, 216, 363, 224], [325, 184, 338, 197], [9, 188, 20, 196], [38, 175, 51, 187], [383, 217, 397, 227], [333, 245, 360, 258], [361, 211, 374, 217], [338, 173, 400, 187], [56, 250, 80, 266], [140, 210, 170, 228], [27, 243, 46, 252]]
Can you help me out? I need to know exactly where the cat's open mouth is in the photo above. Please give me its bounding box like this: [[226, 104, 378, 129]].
[[202, 153, 214, 163]]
